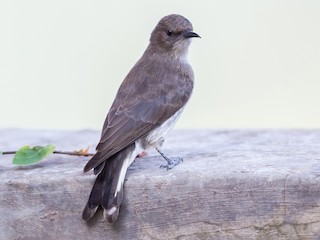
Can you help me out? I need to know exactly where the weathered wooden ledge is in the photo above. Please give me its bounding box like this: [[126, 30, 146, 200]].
[[1, 129, 320, 239]]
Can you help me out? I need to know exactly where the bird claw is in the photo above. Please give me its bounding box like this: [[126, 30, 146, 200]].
[[160, 158, 183, 170]]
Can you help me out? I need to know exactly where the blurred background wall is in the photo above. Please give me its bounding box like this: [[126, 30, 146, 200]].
[[0, 0, 319, 130]]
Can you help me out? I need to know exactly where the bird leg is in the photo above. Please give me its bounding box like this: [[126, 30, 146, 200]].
[[156, 148, 183, 170]]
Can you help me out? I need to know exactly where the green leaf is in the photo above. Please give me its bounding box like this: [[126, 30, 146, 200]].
[[13, 145, 55, 165]]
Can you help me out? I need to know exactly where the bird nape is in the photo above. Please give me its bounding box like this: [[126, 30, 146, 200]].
[[82, 14, 200, 223]]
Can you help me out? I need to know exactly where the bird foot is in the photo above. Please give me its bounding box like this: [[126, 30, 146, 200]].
[[160, 157, 183, 170], [137, 151, 147, 158], [156, 148, 183, 170]]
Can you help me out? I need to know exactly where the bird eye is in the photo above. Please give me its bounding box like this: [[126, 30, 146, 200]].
[[166, 30, 173, 36]]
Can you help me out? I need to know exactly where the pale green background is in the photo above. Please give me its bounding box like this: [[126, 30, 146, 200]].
[[1, 0, 319, 130]]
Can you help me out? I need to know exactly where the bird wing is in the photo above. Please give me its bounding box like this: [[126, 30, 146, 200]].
[[83, 59, 193, 172]]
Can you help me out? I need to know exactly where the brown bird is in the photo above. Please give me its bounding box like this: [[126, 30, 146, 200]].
[[82, 14, 200, 223]]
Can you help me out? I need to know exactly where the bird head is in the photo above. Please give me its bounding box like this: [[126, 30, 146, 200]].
[[149, 14, 200, 57]]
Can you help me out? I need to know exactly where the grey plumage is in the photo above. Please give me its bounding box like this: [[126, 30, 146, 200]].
[[82, 14, 199, 223]]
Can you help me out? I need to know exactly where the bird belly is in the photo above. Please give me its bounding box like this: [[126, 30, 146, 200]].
[[145, 108, 183, 148]]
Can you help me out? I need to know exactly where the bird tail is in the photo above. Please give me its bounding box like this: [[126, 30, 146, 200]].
[[82, 144, 135, 223]]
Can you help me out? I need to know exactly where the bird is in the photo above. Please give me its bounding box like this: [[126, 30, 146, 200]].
[[82, 14, 200, 223]]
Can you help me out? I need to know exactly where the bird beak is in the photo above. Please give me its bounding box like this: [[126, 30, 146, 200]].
[[184, 30, 201, 38]]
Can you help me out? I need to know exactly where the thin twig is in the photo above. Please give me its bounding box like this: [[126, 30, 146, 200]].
[[53, 151, 95, 157], [2, 150, 95, 157], [2, 151, 16, 155]]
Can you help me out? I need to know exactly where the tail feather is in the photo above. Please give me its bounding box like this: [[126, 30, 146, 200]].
[[104, 206, 120, 223], [82, 144, 135, 223], [82, 160, 110, 220]]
